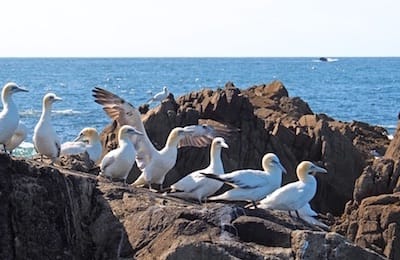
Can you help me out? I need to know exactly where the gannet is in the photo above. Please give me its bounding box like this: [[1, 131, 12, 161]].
[[4, 121, 28, 153], [61, 127, 102, 163], [178, 123, 239, 148], [99, 125, 143, 184], [147, 86, 169, 104], [132, 126, 195, 190], [92, 87, 236, 189], [33, 93, 62, 163], [258, 161, 327, 217], [92, 87, 236, 148], [202, 153, 287, 207], [0, 82, 28, 152], [168, 137, 229, 203]]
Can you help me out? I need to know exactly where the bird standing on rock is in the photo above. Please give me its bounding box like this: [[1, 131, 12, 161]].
[[99, 125, 143, 184], [202, 153, 286, 207], [4, 121, 28, 154], [147, 86, 169, 104], [33, 93, 62, 164], [92, 87, 237, 190], [61, 127, 102, 164], [258, 161, 327, 218], [0, 82, 28, 153], [168, 137, 229, 203]]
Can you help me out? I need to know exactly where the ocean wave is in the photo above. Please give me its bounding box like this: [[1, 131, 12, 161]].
[[20, 109, 41, 116], [20, 109, 83, 116], [52, 109, 83, 115]]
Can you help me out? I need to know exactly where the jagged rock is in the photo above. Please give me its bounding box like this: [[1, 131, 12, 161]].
[[58, 152, 98, 174], [98, 81, 389, 217], [0, 154, 385, 259], [333, 121, 400, 259], [333, 193, 400, 259]]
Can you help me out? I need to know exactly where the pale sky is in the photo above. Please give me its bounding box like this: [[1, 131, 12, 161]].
[[0, 0, 399, 57]]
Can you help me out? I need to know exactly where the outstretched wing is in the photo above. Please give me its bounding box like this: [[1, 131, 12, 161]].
[[92, 87, 156, 169], [179, 120, 239, 148], [92, 87, 144, 131]]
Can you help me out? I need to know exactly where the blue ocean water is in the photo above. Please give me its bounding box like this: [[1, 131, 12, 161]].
[[0, 58, 398, 156]]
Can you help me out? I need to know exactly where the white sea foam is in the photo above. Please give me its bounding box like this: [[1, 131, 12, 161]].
[[52, 109, 83, 115], [11, 141, 37, 157]]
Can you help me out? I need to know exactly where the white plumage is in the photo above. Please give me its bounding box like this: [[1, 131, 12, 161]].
[[92, 87, 236, 190], [33, 93, 62, 163], [147, 86, 169, 104], [4, 121, 28, 153], [168, 137, 229, 203], [258, 161, 327, 215], [0, 82, 28, 152], [61, 127, 102, 163], [132, 127, 195, 189], [99, 125, 142, 184], [204, 153, 286, 205]]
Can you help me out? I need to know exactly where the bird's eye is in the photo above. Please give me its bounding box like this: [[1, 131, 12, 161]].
[[202, 125, 207, 129]]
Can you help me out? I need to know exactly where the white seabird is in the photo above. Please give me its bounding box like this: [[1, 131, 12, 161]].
[[99, 125, 143, 184], [202, 153, 287, 207], [33, 93, 62, 163], [168, 137, 229, 203], [132, 126, 195, 190], [92, 87, 236, 189], [178, 123, 239, 148], [4, 121, 28, 153], [0, 82, 28, 152], [61, 127, 102, 163], [147, 86, 169, 104], [92, 87, 236, 148], [258, 161, 327, 217]]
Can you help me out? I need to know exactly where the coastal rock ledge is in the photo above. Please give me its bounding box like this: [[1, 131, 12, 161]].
[[0, 154, 383, 260], [0, 80, 396, 259]]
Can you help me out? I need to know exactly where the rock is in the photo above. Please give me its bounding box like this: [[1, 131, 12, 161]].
[[98, 80, 390, 216], [291, 230, 383, 260], [333, 121, 400, 259], [385, 121, 400, 160], [333, 193, 400, 259], [0, 154, 384, 259]]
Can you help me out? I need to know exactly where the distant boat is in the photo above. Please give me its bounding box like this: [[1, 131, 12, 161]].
[[318, 57, 339, 62]]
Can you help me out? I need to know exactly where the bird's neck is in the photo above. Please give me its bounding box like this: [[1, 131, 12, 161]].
[[88, 137, 100, 145], [298, 173, 316, 184], [209, 146, 223, 173], [1, 95, 16, 112], [40, 104, 53, 121], [165, 133, 182, 149]]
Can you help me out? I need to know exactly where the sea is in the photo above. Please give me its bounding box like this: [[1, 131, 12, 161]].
[[0, 57, 398, 157]]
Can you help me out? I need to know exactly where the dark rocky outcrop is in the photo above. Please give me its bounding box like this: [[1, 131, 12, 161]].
[[333, 121, 400, 259], [100, 81, 390, 216], [0, 154, 384, 259]]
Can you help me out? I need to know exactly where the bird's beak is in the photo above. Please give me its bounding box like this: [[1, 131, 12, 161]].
[[311, 164, 328, 174], [17, 87, 29, 93], [183, 125, 197, 132], [73, 134, 83, 142], [131, 128, 143, 136], [54, 96, 63, 101], [182, 128, 195, 135], [221, 141, 229, 149]]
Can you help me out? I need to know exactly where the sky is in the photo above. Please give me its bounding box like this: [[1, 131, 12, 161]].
[[0, 0, 399, 57]]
